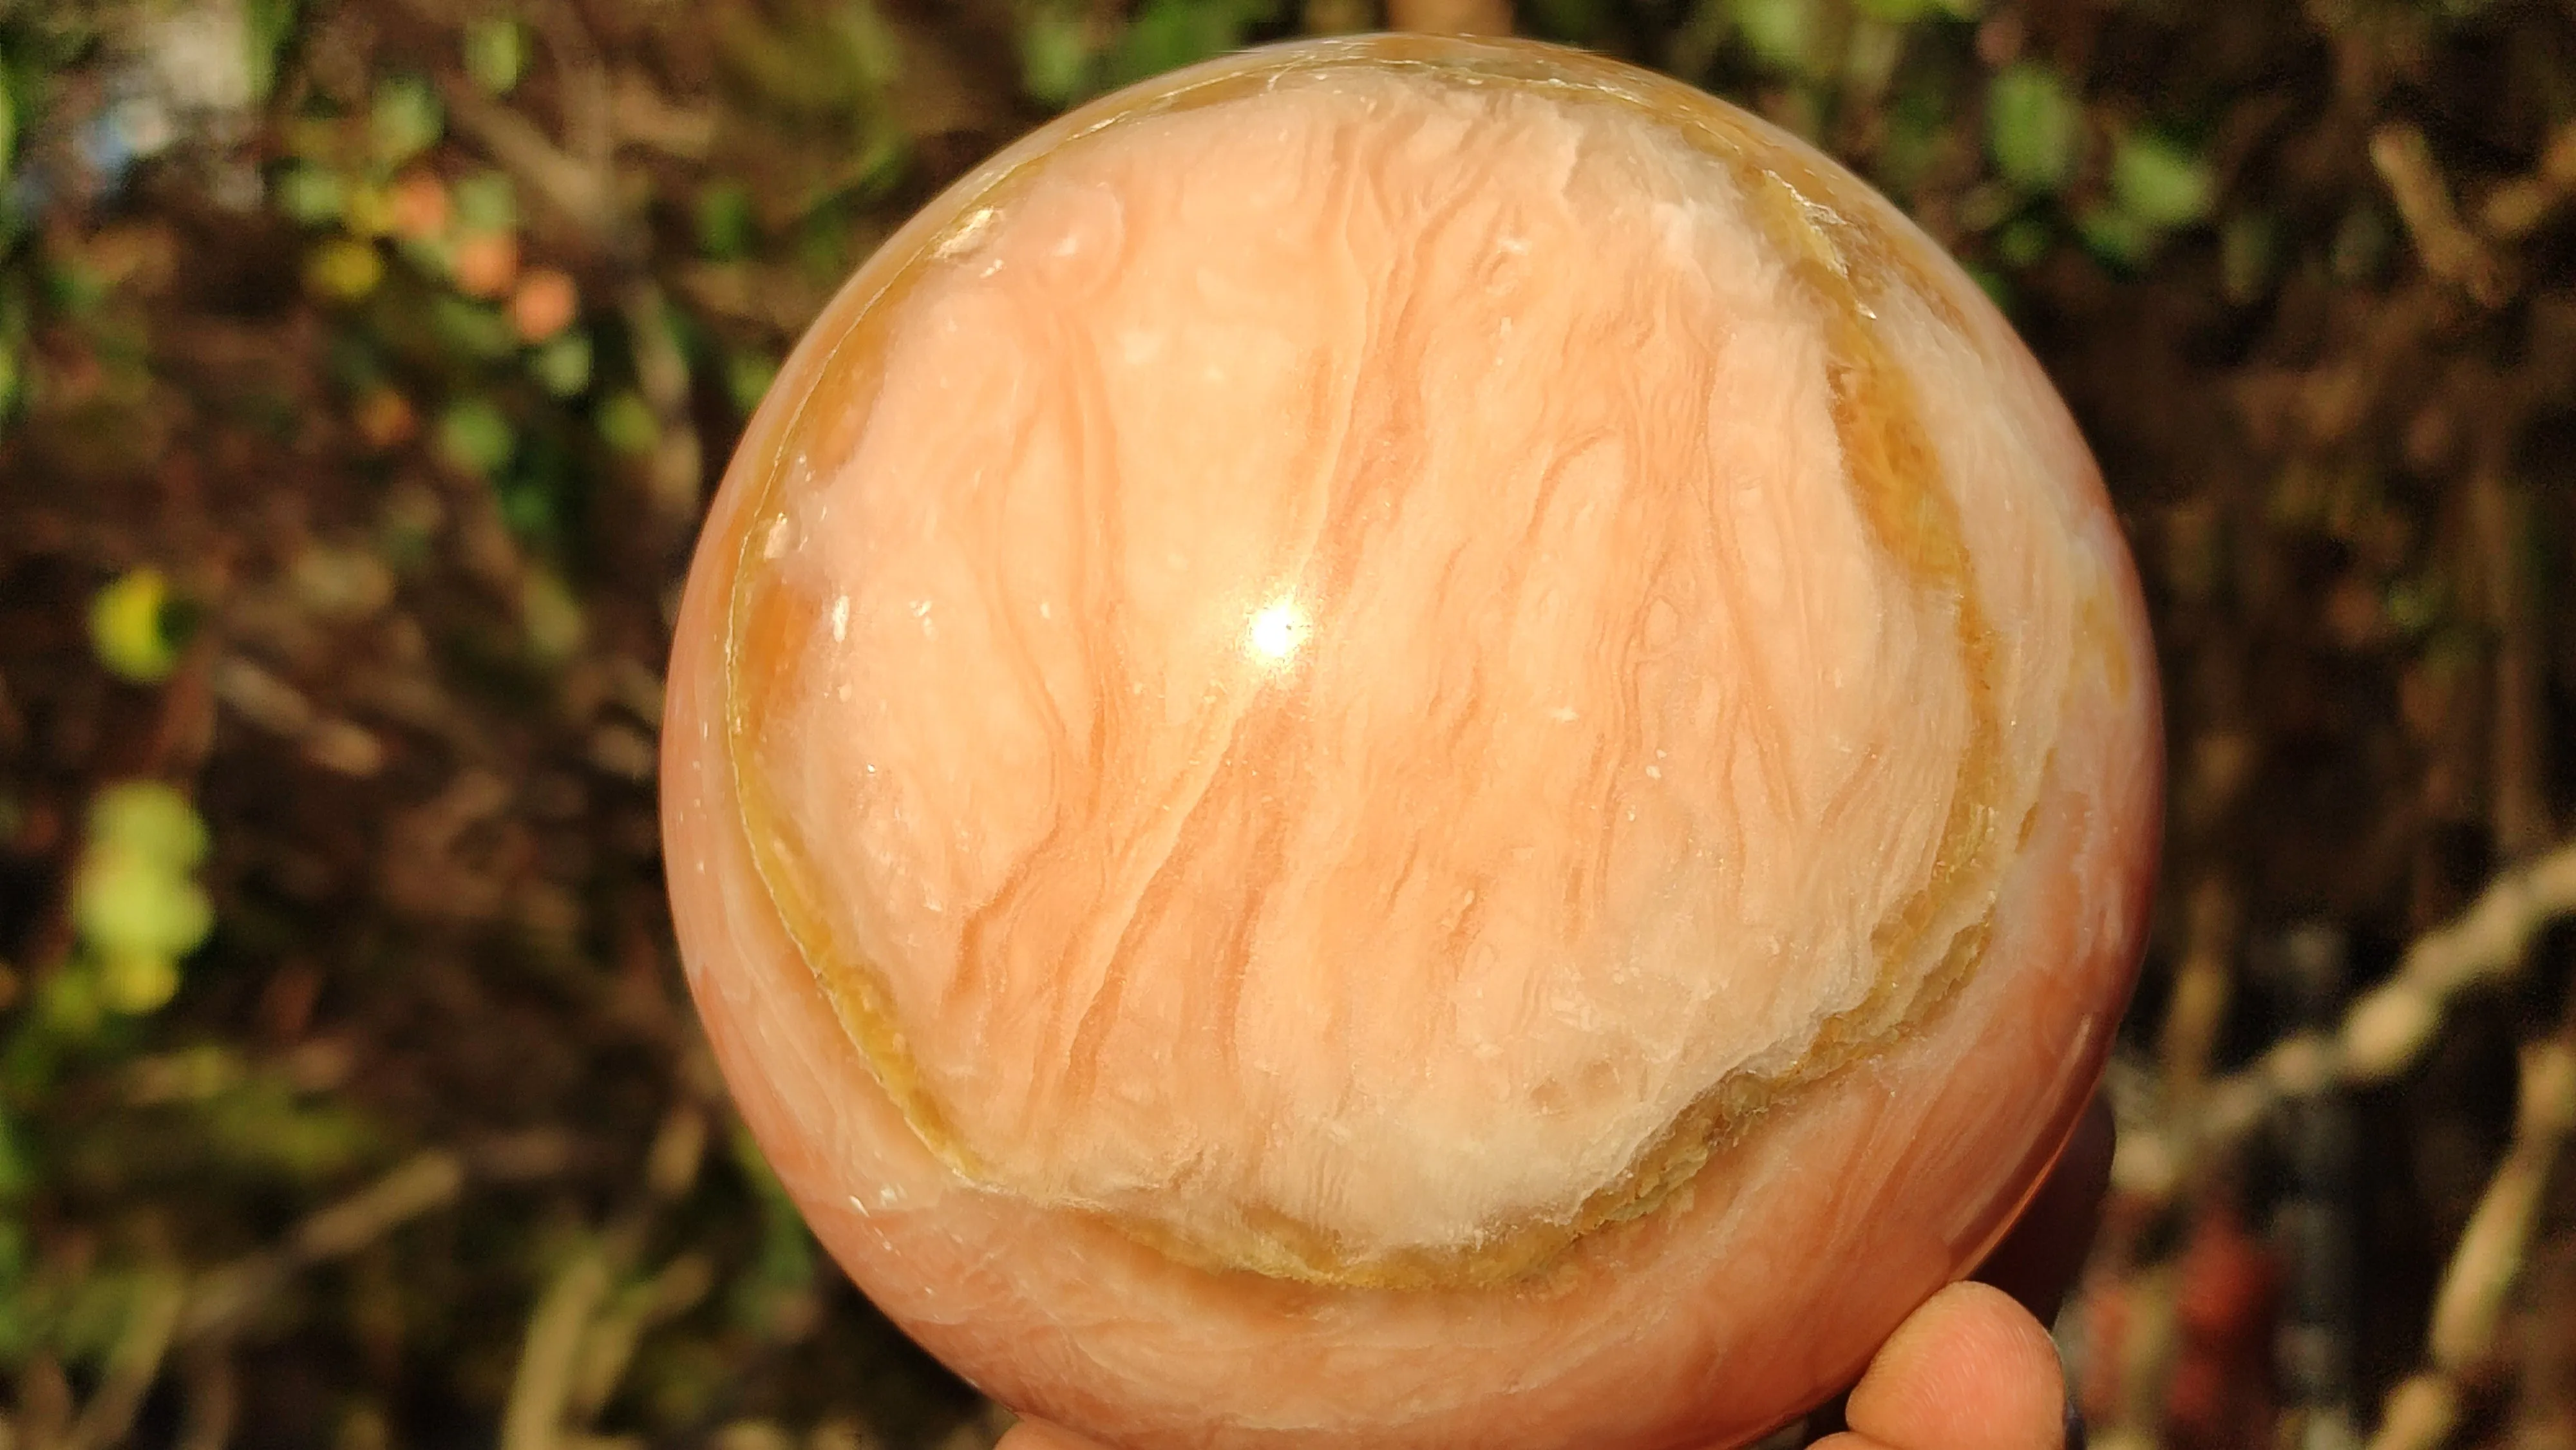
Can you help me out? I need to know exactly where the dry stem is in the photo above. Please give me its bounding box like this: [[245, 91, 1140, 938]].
[[2124, 838, 2576, 1200]]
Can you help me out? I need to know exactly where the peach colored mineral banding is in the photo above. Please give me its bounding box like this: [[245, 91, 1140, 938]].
[[664, 35, 2160, 1450]]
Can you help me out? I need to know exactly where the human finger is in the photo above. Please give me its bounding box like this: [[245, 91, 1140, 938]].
[[1832, 1281, 2067, 1450]]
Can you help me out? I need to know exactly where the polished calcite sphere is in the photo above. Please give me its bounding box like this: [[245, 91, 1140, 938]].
[[662, 34, 2160, 1450]]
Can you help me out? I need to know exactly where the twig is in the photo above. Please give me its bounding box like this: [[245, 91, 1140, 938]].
[[2426, 1038, 2576, 1373], [612, 75, 716, 160], [2155, 878, 2240, 1162], [389, 0, 623, 245], [2366, 1375, 2459, 1450], [568, 1254, 715, 1423], [180, 1151, 468, 1341], [672, 261, 833, 336], [2338, 843, 2576, 1080], [500, 1247, 614, 1450], [507, 1105, 712, 1444], [212, 654, 386, 778], [2139, 839, 2576, 1196], [21, 1355, 74, 1450], [439, 80, 618, 240], [526, 0, 613, 178], [63, 1270, 184, 1450], [2479, 120, 2576, 240], [174, 1347, 235, 1450], [2371, 125, 2508, 306], [621, 282, 705, 524], [293, 1150, 467, 1260], [2361, 1033, 2576, 1450]]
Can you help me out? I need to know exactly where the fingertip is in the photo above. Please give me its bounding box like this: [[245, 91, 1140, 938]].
[[1844, 1281, 2067, 1450]]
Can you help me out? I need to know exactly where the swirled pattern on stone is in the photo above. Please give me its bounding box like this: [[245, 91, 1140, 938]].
[[712, 53, 2125, 1288]]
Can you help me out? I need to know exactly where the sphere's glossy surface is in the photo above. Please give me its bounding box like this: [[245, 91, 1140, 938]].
[[663, 35, 2160, 1450]]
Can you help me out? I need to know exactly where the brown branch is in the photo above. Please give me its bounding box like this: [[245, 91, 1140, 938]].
[[180, 1151, 469, 1342], [2121, 839, 2576, 1199], [2370, 125, 2508, 306]]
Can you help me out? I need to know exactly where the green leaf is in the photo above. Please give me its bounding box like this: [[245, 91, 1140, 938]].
[[2074, 203, 2157, 269], [370, 76, 444, 165], [726, 351, 778, 417], [90, 569, 182, 684], [0, 52, 16, 177], [204, 1076, 377, 1181], [58, 1268, 146, 1366], [45, 257, 111, 316], [89, 782, 209, 870], [530, 332, 593, 397], [726, 1126, 817, 1339], [305, 239, 384, 302], [695, 182, 757, 261], [1994, 214, 2052, 268], [1528, 0, 1614, 35], [1985, 64, 2080, 194], [464, 17, 526, 96], [495, 478, 556, 541], [835, 1, 902, 98], [245, 0, 299, 102], [846, 126, 909, 203], [39, 967, 104, 1040], [438, 397, 515, 476], [521, 570, 587, 666], [2109, 133, 2211, 231], [1732, 0, 1815, 75], [451, 171, 517, 234], [72, 846, 213, 968], [1853, 0, 1948, 22], [1875, 86, 1951, 198], [273, 164, 345, 225], [1019, 9, 1094, 107], [97, 950, 180, 1015], [1107, 0, 1278, 85], [595, 390, 658, 457], [430, 296, 516, 361]]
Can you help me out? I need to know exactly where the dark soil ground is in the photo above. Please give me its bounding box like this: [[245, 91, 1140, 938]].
[[1, 0, 2573, 1447]]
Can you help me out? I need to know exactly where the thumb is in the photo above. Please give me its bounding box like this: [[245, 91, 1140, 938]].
[[1810, 1281, 2068, 1450]]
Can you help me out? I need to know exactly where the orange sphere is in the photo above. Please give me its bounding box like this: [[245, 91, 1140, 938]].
[[663, 35, 2159, 1450]]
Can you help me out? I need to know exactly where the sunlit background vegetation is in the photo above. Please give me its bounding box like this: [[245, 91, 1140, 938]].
[[1, 0, 2573, 1447]]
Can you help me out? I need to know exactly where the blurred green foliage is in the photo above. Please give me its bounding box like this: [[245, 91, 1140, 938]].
[[5, 0, 2553, 1444], [368, 76, 444, 167], [88, 569, 185, 684], [1021, 0, 1282, 107], [2078, 132, 2215, 268], [1987, 62, 2079, 194], [71, 782, 213, 1015], [463, 16, 527, 97]]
